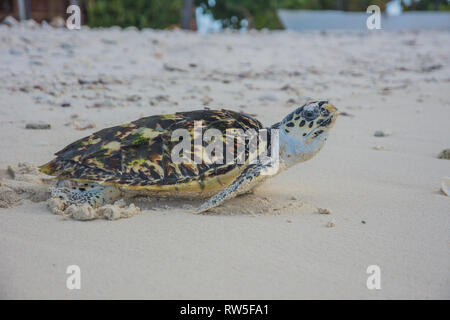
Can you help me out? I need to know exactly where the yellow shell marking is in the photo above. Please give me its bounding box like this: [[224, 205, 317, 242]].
[[135, 128, 162, 139], [84, 158, 105, 169], [102, 141, 121, 151], [80, 137, 101, 147]]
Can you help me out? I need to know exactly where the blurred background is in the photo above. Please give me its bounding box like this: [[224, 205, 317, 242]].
[[1, 0, 449, 31], [0, 0, 449, 300]]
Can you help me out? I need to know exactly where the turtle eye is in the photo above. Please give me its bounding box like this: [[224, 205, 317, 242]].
[[303, 109, 317, 121], [320, 108, 330, 117]]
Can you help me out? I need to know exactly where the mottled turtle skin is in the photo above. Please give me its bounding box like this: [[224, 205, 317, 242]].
[[40, 109, 264, 198], [40, 102, 338, 213]]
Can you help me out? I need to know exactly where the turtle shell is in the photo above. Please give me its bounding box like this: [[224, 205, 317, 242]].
[[40, 109, 264, 195]]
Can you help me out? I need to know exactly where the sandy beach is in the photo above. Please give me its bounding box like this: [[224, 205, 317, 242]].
[[0, 22, 449, 299]]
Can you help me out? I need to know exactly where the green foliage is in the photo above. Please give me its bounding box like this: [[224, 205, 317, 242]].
[[83, 0, 183, 29], [276, 0, 389, 11], [197, 0, 391, 30], [402, 0, 450, 11], [276, 0, 335, 10], [197, 0, 284, 29]]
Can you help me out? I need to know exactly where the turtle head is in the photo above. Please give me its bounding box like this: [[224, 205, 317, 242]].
[[278, 101, 338, 167]]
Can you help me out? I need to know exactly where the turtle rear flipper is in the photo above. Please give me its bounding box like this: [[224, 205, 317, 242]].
[[50, 183, 121, 208]]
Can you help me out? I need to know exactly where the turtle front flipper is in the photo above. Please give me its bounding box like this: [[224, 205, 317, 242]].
[[196, 160, 276, 213], [50, 182, 121, 208]]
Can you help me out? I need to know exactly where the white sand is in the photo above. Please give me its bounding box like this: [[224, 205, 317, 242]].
[[0, 23, 449, 299]]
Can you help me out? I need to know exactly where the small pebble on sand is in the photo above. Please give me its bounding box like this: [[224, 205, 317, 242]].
[[25, 123, 51, 130], [74, 122, 96, 131], [437, 149, 450, 160], [374, 130, 391, 137], [318, 208, 331, 214], [126, 94, 141, 102], [326, 221, 335, 228], [6, 166, 15, 179]]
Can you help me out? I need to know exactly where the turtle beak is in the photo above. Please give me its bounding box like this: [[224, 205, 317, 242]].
[[324, 103, 338, 114], [323, 103, 338, 128]]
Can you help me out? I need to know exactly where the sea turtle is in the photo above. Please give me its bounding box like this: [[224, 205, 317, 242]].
[[39, 101, 338, 213]]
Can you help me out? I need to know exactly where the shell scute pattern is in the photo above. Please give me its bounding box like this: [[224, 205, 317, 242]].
[[40, 110, 263, 190]]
